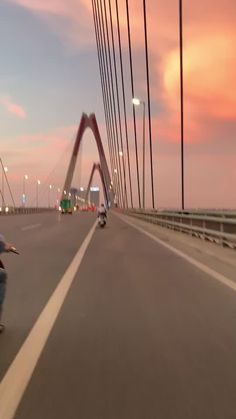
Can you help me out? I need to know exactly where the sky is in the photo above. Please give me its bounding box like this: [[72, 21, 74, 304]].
[[0, 0, 235, 208]]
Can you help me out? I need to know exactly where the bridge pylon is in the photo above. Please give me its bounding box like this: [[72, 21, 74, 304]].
[[62, 113, 115, 207], [85, 162, 111, 208]]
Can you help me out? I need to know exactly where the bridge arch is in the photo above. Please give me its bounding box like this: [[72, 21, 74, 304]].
[[62, 113, 114, 206], [84, 163, 110, 207]]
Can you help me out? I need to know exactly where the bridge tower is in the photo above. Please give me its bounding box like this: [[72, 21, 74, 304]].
[[85, 163, 110, 207], [62, 113, 115, 207]]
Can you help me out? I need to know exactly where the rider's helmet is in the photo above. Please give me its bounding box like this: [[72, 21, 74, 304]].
[[101, 203, 104, 207]]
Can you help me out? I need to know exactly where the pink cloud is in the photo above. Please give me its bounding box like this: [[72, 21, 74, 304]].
[[0, 96, 27, 118]]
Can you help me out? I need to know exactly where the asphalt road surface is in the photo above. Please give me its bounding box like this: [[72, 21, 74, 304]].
[[0, 211, 236, 419]]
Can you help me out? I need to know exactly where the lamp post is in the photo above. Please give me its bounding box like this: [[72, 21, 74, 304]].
[[48, 184, 52, 208], [22, 174, 28, 207], [179, 0, 185, 210], [2, 166, 8, 208], [57, 188, 60, 207], [36, 180, 40, 208], [132, 98, 146, 208]]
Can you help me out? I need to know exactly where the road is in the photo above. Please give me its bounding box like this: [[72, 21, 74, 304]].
[[0, 211, 236, 419]]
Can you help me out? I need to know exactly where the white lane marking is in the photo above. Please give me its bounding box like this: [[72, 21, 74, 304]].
[[21, 224, 42, 232], [115, 213, 236, 293], [0, 220, 97, 419]]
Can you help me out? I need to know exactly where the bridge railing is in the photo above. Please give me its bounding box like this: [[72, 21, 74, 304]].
[[0, 207, 56, 215], [125, 209, 236, 249]]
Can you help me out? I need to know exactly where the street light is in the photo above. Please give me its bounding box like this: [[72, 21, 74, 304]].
[[2, 166, 8, 208], [36, 180, 40, 208], [132, 97, 146, 208], [48, 184, 52, 208], [132, 98, 141, 106], [22, 174, 28, 207], [179, 0, 185, 210], [57, 188, 61, 207]]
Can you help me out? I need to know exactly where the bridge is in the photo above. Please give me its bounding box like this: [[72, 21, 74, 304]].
[[0, 208, 236, 419], [1, 1, 236, 418]]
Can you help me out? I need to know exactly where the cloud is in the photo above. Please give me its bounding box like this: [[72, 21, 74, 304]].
[[163, 31, 236, 121], [8, 0, 94, 48], [0, 96, 27, 118]]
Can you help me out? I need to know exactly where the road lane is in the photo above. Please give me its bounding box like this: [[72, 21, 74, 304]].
[[12, 213, 236, 419], [21, 224, 42, 232], [0, 212, 96, 381]]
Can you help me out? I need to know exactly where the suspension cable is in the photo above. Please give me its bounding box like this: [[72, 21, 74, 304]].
[[0, 157, 16, 208], [125, 0, 141, 208], [106, 0, 128, 208], [101, 0, 125, 208], [98, 0, 124, 207], [114, 0, 133, 208], [94, 0, 120, 206], [96, 0, 123, 207], [92, 0, 115, 190], [143, 0, 155, 209]]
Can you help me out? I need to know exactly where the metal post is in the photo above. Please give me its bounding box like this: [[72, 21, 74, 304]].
[[125, 0, 141, 208], [179, 0, 185, 210], [23, 177, 25, 205], [23, 176, 26, 207], [36, 181, 40, 208], [1, 169, 4, 208], [142, 101, 146, 208], [143, 0, 155, 209]]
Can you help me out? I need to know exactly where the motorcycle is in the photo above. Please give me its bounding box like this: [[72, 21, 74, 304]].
[[98, 214, 106, 228], [0, 245, 19, 333]]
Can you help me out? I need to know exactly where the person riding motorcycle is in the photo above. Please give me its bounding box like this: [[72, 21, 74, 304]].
[[0, 234, 13, 333], [97, 204, 107, 227], [97, 203, 107, 218]]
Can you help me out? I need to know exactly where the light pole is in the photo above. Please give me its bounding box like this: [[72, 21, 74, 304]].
[[36, 180, 40, 208], [2, 166, 8, 208], [57, 188, 60, 207], [22, 174, 28, 207], [132, 98, 146, 208], [179, 0, 185, 210], [48, 184, 52, 208]]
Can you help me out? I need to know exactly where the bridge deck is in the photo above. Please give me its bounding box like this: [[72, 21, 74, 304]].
[[0, 212, 236, 419]]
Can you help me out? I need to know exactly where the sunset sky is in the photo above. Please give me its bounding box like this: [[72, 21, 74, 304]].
[[0, 0, 235, 208]]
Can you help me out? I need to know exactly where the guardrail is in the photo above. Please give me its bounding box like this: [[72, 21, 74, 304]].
[[0, 207, 56, 215], [125, 209, 236, 249]]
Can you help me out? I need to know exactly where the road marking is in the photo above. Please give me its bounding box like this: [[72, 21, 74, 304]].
[[21, 224, 42, 232], [0, 220, 97, 419], [116, 213, 236, 293]]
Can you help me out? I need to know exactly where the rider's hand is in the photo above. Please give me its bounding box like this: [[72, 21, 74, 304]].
[[5, 243, 13, 252]]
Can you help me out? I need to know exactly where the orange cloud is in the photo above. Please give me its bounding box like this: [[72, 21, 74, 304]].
[[0, 96, 27, 118], [163, 31, 236, 121], [8, 0, 236, 144]]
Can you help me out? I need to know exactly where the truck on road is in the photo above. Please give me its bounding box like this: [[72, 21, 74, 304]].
[[60, 199, 73, 214]]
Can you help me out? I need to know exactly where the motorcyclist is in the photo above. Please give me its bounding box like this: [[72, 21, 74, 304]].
[[0, 234, 13, 333], [97, 203, 107, 218]]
